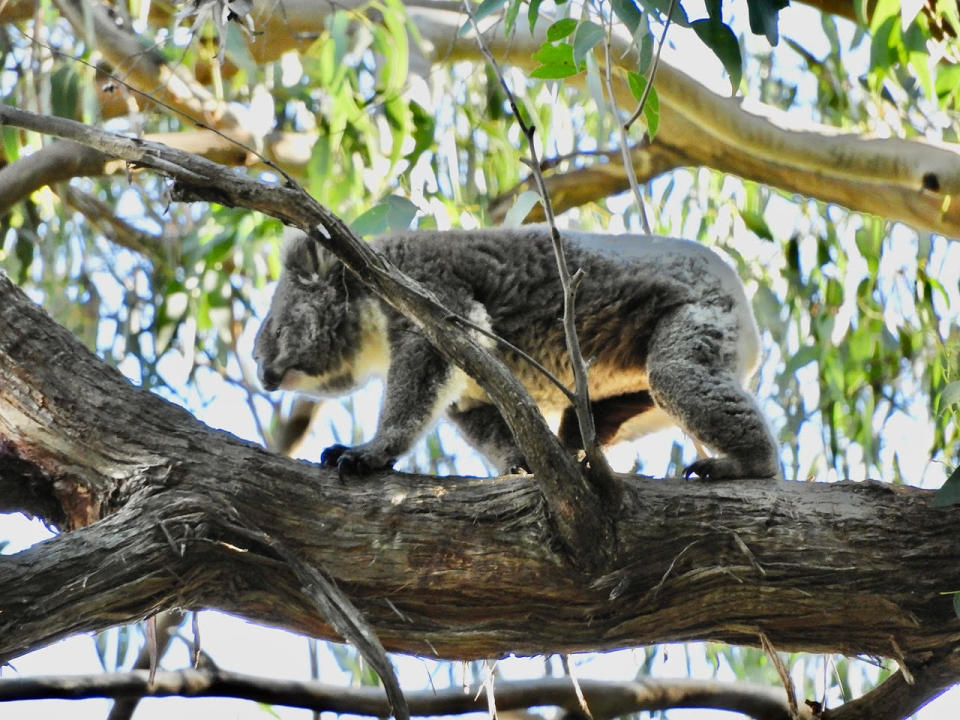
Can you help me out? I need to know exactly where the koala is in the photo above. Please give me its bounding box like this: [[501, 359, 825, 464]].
[[253, 226, 779, 480]]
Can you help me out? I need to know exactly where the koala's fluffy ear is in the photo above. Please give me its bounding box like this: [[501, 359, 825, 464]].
[[282, 233, 326, 285]]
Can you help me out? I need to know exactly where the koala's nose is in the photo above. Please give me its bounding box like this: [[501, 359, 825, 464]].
[[258, 365, 283, 391]]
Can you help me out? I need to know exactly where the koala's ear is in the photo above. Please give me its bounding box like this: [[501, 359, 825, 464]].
[[282, 234, 323, 286]]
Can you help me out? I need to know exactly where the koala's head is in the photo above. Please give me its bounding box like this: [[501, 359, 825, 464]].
[[253, 234, 366, 394]]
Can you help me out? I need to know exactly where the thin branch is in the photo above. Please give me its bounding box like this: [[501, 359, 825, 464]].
[[0, 671, 818, 720], [601, 9, 651, 234], [623, 0, 676, 130], [245, 524, 409, 720], [561, 655, 592, 719], [462, 0, 616, 488], [106, 610, 186, 720], [760, 631, 800, 720]]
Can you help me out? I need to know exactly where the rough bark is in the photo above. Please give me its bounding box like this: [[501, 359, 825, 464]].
[[2, 270, 960, 710]]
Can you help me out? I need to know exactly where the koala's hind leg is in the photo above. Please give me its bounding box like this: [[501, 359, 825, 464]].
[[646, 305, 779, 480], [448, 403, 528, 474]]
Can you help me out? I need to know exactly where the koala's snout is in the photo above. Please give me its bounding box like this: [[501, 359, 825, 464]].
[[258, 364, 284, 392]]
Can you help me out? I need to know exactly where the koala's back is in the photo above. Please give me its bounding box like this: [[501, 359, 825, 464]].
[[372, 226, 759, 411]]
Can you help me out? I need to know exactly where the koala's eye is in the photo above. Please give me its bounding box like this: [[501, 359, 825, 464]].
[[275, 326, 282, 339]]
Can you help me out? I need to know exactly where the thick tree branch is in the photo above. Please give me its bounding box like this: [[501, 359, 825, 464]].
[[0, 672, 818, 720], [0, 130, 316, 219], [2, 261, 960, 720], [248, 0, 960, 237]]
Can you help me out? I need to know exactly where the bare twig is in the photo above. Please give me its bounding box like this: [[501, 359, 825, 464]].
[[106, 610, 185, 720], [462, 0, 615, 487], [251, 526, 410, 720], [760, 631, 800, 720], [561, 655, 593, 719], [601, 11, 651, 234]]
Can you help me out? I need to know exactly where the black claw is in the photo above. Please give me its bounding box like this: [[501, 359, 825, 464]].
[[682, 458, 719, 481], [320, 443, 348, 467], [321, 444, 393, 480]]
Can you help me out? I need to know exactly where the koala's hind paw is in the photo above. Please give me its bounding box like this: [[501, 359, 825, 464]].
[[682, 457, 776, 481], [320, 443, 394, 481]]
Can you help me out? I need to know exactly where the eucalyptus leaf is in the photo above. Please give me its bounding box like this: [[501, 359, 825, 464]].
[[612, 0, 643, 33], [503, 191, 541, 227], [527, 0, 545, 34], [636, 0, 690, 27], [933, 464, 960, 507], [572, 21, 604, 67], [547, 18, 578, 42], [937, 381, 960, 415], [531, 63, 579, 79], [691, 19, 743, 90], [746, 0, 788, 45]]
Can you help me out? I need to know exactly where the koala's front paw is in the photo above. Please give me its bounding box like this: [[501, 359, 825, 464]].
[[320, 443, 394, 481]]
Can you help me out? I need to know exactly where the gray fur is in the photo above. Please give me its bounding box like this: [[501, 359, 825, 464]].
[[253, 226, 779, 479]]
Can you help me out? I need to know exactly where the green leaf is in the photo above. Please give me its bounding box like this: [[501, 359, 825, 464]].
[[533, 41, 575, 65], [405, 100, 436, 164], [351, 196, 418, 237], [530, 63, 579, 79], [746, 0, 789, 44], [937, 381, 960, 415], [626, 71, 659, 134], [223, 22, 258, 77], [627, 70, 647, 103], [1, 123, 18, 163], [935, 64, 960, 100], [459, 0, 507, 36], [869, 0, 901, 32], [934, 464, 960, 507], [50, 66, 80, 120], [474, 0, 508, 21], [384, 195, 419, 230], [691, 19, 743, 90], [528, 0, 545, 34], [547, 18, 578, 42], [636, 0, 690, 27], [784, 345, 819, 377], [504, 0, 523, 34], [612, 0, 643, 33], [704, 0, 722, 23], [572, 21, 604, 66], [532, 41, 579, 77]]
